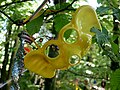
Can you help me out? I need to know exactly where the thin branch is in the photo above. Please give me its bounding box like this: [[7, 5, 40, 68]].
[[0, 10, 16, 24], [0, 0, 75, 26], [0, 79, 12, 88], [0, 70, 27, 89], [23, 0, 48, 25], [0, 0, 48, 26], [0, 0, 31, 8], [45, 0, 76, 17], [0, 0, 33, 25]]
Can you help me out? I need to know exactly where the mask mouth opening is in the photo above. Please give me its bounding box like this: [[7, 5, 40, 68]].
[[63, 28, 79, 44], [45, 44, 60, 59], [69, 54, 80, 65]]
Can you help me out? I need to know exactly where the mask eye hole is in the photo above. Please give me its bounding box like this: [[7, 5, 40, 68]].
[[69, 55, 80, 65], [45, 44, 60, 58], [63, 29, 78, 44]]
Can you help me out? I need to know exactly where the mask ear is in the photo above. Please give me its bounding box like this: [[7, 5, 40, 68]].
[[24, 49, 56, 78], [72, 5, 101, 36]]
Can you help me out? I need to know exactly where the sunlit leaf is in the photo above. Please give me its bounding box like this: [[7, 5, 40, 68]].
[[110, 42, 119, 55], [63, 29, 72, 40], [54, 14, 71, 32], [26, 15, 44, 35], [111, 0, 119, 8], [110, 69, 120, 90], [0, 0, 5, 5]]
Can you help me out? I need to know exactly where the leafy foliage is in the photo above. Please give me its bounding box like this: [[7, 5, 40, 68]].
[[54, 14, 71, 32], [113, 8, 120, 21], [26, 15, 44, 35], [96, 6, 110, 15], [110, 69, 120, 90], [0, 0, 120, 90], [90, 27, 109, 47]]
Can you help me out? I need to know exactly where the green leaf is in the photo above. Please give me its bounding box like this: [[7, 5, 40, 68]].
[[97, 0, 102, 4], [90, 27, 109, 47], [102, 18, 113, 29], [63, 29, 78, 43], [111, 0, 119, 8], [96, 6, 110, 14], [54, 2, 73, 10], [110, 69, 120, 90], [110, 41, 119, 55], [113, 8, 120, 21], [0, 0, 5, 5], [26, 15, 44, 35], [54, 14, 71, 32], [102, 26, 108, 35], [60, 3, 73, 9], [110, 35, 119, 55], [64, 29, 72, 39]]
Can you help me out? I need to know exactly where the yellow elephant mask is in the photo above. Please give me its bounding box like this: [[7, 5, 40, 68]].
[[24, 5, 101, 78]]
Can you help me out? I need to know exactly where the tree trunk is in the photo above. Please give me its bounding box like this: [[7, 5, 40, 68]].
[[7, 38, 19, 80], [1, 22, 12, 90], [6, 38, 19, 90], [44, 77, 56, 90]]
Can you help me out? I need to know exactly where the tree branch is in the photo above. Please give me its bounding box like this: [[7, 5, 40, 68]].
[[0, 0, 48, 26], [45, 0, 76, 17], [23, 0, 48, 25], [0, 10, 16, 24], [0, 0, 33, 25], [0, 0, 75, 26], [0, 0, 32, 8]]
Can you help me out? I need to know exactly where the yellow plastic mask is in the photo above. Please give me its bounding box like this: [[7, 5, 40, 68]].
[[24, 5, 101, 78]]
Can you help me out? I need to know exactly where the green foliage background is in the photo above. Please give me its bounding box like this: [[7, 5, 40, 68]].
[[0, 0, 120, 90]]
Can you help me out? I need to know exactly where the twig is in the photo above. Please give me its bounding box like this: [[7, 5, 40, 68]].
[[23, 0, 48, 25], [0, 0, 48, 26], [0, 0, 31, 8], [0, 10, 16, 24], [0, 0, 76, 26], [0, 79, 12, 88], [45, 0, 76, 17], [0, 70, 27, 88]]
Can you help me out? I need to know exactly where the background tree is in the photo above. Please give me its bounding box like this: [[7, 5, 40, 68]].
[[0, 0, 120, 90]]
